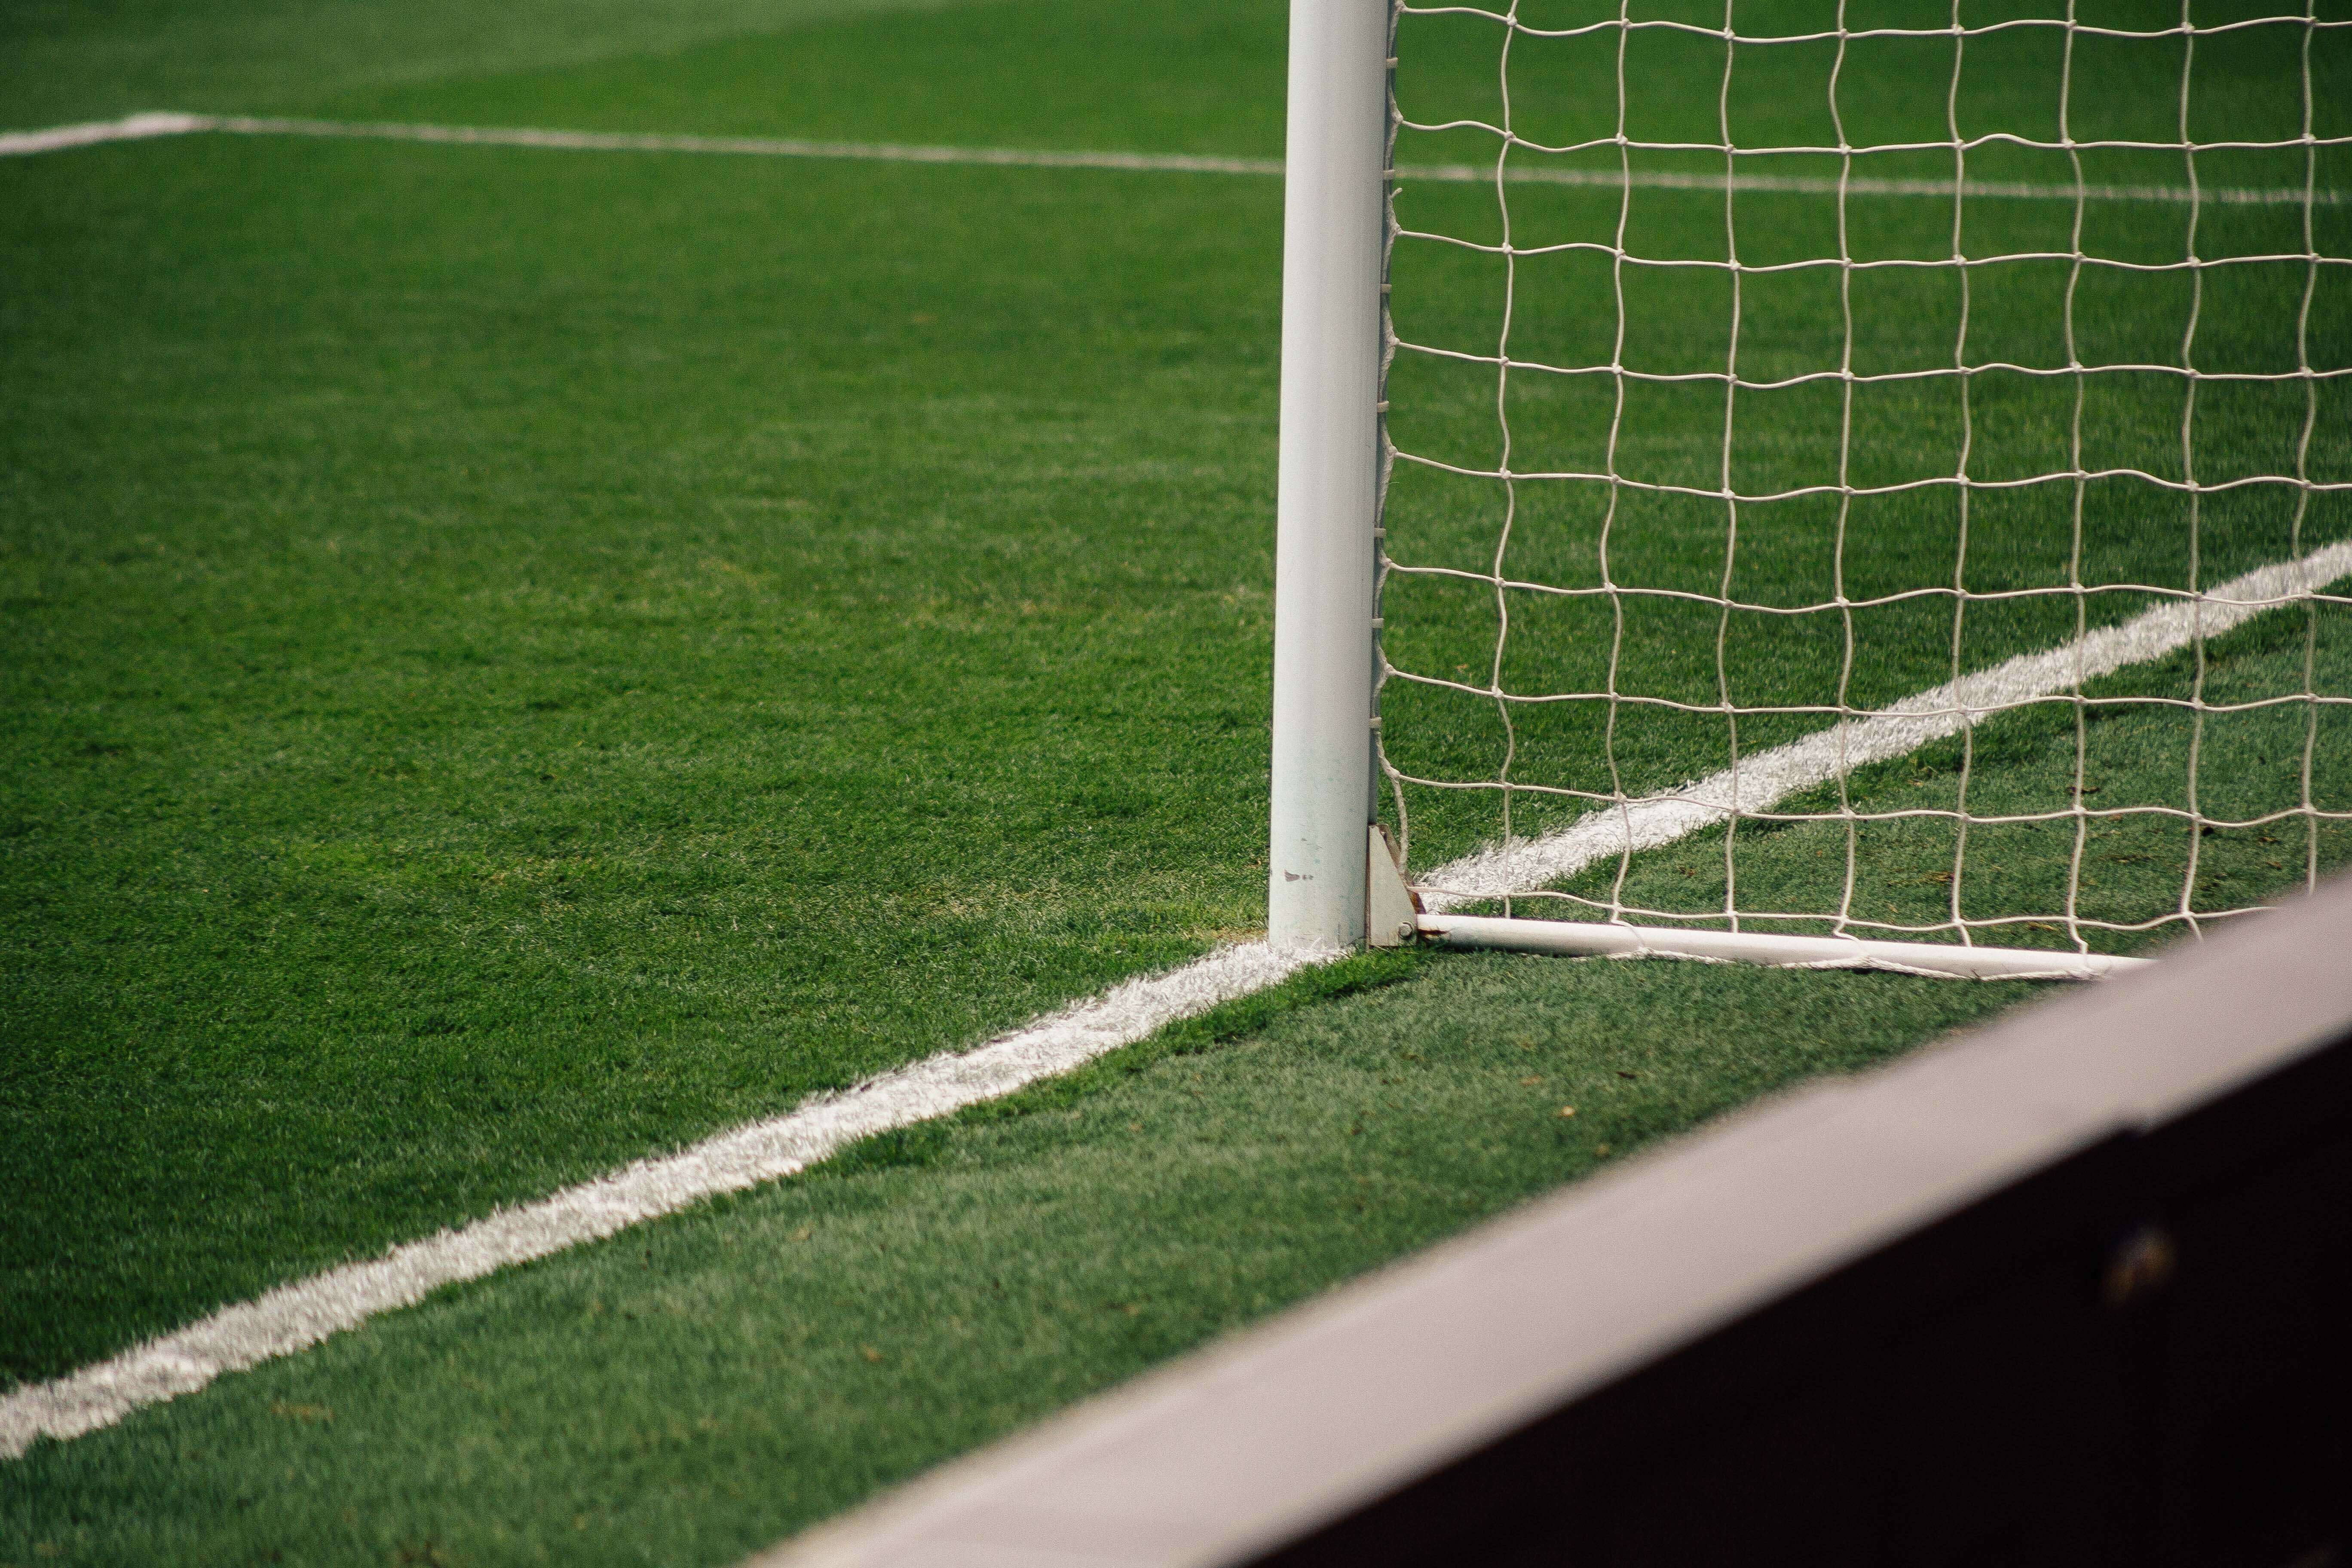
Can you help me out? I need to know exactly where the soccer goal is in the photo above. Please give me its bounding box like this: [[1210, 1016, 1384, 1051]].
[[1266, 0, 2351, 977]]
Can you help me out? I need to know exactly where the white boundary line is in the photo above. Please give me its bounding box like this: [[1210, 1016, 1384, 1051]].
[[3, 112, 2340, 205], [0, 111, 212, 156], [210, 115, 1293, 178], [5, 541, 2345, 1458], [0, 942, 1332, 1458], [1418, 539, 2352, 910]]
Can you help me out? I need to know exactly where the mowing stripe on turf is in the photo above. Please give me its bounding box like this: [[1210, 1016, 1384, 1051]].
[[5, 540, 2346, 1459], [4, 112, 2341, 206]]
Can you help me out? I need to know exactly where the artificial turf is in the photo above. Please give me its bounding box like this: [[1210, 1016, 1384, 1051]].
[[0, 947, 2042, 1568], [3, 0, 2348, 1551]]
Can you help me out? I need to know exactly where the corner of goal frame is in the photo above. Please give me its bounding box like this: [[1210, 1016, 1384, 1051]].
[[1366, 824, 1419, 949]]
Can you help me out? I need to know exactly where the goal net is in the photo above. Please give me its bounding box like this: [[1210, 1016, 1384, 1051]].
[[1351, 0, 2352, 974]]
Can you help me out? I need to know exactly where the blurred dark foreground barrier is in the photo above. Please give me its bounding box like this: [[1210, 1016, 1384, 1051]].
[[756, 876, 2352, 1568]]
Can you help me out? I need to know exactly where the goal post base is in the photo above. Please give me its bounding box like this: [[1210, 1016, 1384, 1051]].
[[1417, 912, 2156, 982], [1366, 825, 1419, 949]]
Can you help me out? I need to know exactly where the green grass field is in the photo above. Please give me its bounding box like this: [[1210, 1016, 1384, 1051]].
[[1, 952, 2037, 1566], [2, 0, 2347, 1561]]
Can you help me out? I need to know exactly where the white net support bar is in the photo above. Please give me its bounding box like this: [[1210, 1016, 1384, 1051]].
[[1419, 909, 2154, 977], [1374, 0, 2352, 969]]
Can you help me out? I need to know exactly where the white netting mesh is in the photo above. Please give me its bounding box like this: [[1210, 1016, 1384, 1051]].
[[1375, 0, 2352, 954]]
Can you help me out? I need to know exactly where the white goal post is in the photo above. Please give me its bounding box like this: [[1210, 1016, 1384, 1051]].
[[1268, 0, 2351, 977], [1268, 0, 1393, 951]]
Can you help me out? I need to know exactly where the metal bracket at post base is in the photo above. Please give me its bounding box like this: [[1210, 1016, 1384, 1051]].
[[1366, 824, 1418, 948]]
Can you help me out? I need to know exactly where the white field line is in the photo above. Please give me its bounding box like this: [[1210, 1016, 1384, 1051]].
[[0, 941, 1332, 1459], [1468, 160, 2350, 208], [205, 115, 1292, 178], [1420, 539, 2352, 910], [4, 543, 2344, 1459], [3, 112, 2340, 206], [0, 111, 211, 156]]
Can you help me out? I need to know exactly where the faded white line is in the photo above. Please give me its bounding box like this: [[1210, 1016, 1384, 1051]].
[[1421, 540, 2352, 910], [3, 112, 2339, 206], [0, 112, 210, 156], [202, 114, 1293, 177], [1451, 160, 2349, 208]]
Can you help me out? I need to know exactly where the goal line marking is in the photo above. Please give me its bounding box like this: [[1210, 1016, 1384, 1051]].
[[1420, 539, 2352, 911], [0, 942, 1334, 1458], [6, 541, 2345, 1460], [3, 112, 2340, 207]]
